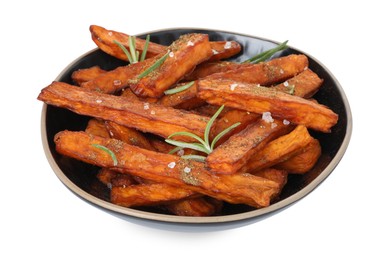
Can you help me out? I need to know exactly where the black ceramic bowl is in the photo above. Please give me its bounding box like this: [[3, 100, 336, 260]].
[[41, 28, 352, 223]]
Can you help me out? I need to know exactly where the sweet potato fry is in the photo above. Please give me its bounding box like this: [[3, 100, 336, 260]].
[[158, 81, 205, 109], [80, 55, 160, 94], [90, 25, 166, 60], [210, 109, 259, 146], [206, 118, 293, 174], [164, 197, 223, 216], [276, 138, 322, 174], [85, 118, 110, 138], [110, 183, 196, 207], [207, 41, 242, 61], [37, 81, 209, 141], [97, 168, 136, 187], [243, 125, 313, 173], [104, 121, 154, 150], [253, 168, 288, 191], [183, 61, 250, 81], [129, 33, 213, 98], [197, 78, 338, 132], [271, 69, 323, 98], [71, 66, 107, 86], [90, 25, 241, 62], [205, 54, 308, 84], [54, 130, 282, 207]]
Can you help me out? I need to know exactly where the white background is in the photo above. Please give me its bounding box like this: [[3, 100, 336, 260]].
[[1, 0, 389, 259]]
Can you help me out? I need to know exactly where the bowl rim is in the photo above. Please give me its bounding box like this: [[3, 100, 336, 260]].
[[40, 27, 353, 224]]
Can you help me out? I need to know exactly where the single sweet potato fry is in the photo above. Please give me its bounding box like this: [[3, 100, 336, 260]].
[[243, 125, 313, 173], [104, 121, 154, 150], [276, 138, 322, 174], [206, 118, 293, 174], [207, 41, 242, 61], [164, 197, 223, 216], [111, 183, 196, 207], [197, 78, 338, 132], [129, 33, 213, 98], [158, 81, 205, 109], [54, 130, 282, 207], [80, 55, 160, 94], [183, 61, 251, 81], [90, 25, 241, 62], [37, 81, 209, 141], [271, 69, 323, 98], [71, 66, 107, 85], [85, 118, 110, 138], [90, 25, 165, 60]]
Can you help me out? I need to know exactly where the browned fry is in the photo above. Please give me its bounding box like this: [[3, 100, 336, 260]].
[[90, 25, 241, 62], [271, 69, 323, 98], [129, 33, 213, 98], [54, 130, 282, 207], [158, 81, 205, 109], [71, 66, 107, 85], [165, 197, 223, 217], [85, 118, 110, 138], [205, 54, 308, 84], [183, 61, 251, 81], [90, 25, 166, 60], [243, 125, 314, 173], [104, 121, 154, 150], [197, 78, 338, 133], [37, 81, 209, 141], [276, 138, 322, 174], [253, 168, 288, 191], [111, 183, 196, 207], [206, 118, 293, 174], [207, 41, 242, 61], [119, 88, 158, 103], [210, 109, 259, 146], [80, 55, 160, 94], [97, 168, 137, 187]]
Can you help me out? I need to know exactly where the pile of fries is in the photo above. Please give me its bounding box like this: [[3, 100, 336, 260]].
[[38, 25, 338, 216]]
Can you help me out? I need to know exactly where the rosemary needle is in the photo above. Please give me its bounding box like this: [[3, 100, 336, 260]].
[[92, 144, 118, 166]]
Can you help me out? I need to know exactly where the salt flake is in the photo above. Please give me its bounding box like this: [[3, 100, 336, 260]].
[[187, 41, 194, 46], [96, 99, 102, 103], [262, 112, 274, 123], [143, 103, 150, 110], [230, 83, 238, 91], [168, 162, 176, 169], [169, 51, 174, 58], [184, 167, 191, 173], [283, 119, 290, 125], [224, 41, 232, 49]]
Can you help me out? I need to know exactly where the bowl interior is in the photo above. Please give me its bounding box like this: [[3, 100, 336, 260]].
[[42, 28, 351, 223]]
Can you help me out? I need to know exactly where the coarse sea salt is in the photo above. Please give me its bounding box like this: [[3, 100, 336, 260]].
[[283, 119, 290, 125], [230, 83, 238, 91], [184, 167, 191, 173], [167, 162, 176, 169], [169, 51, 174, 58], [224, 41, 232, 49], [96, 99, 102, 103], [212, 49, 219, 55], [143, 103, 150, 110], [262, 112, 274, 123], [187, 41, 194, 46], [283, 81, 289, 87]]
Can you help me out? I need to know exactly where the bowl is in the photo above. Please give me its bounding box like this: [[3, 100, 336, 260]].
[[40, 28, 352, 224]]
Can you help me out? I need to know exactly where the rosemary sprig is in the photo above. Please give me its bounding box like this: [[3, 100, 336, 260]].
[[243, 40, 288, 64], [137, 51, 169, 79], [165, 105, 240, 162], [92, 144, 118, 166], [114, 35, 151, 64], [164, 81, 195, 95]]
